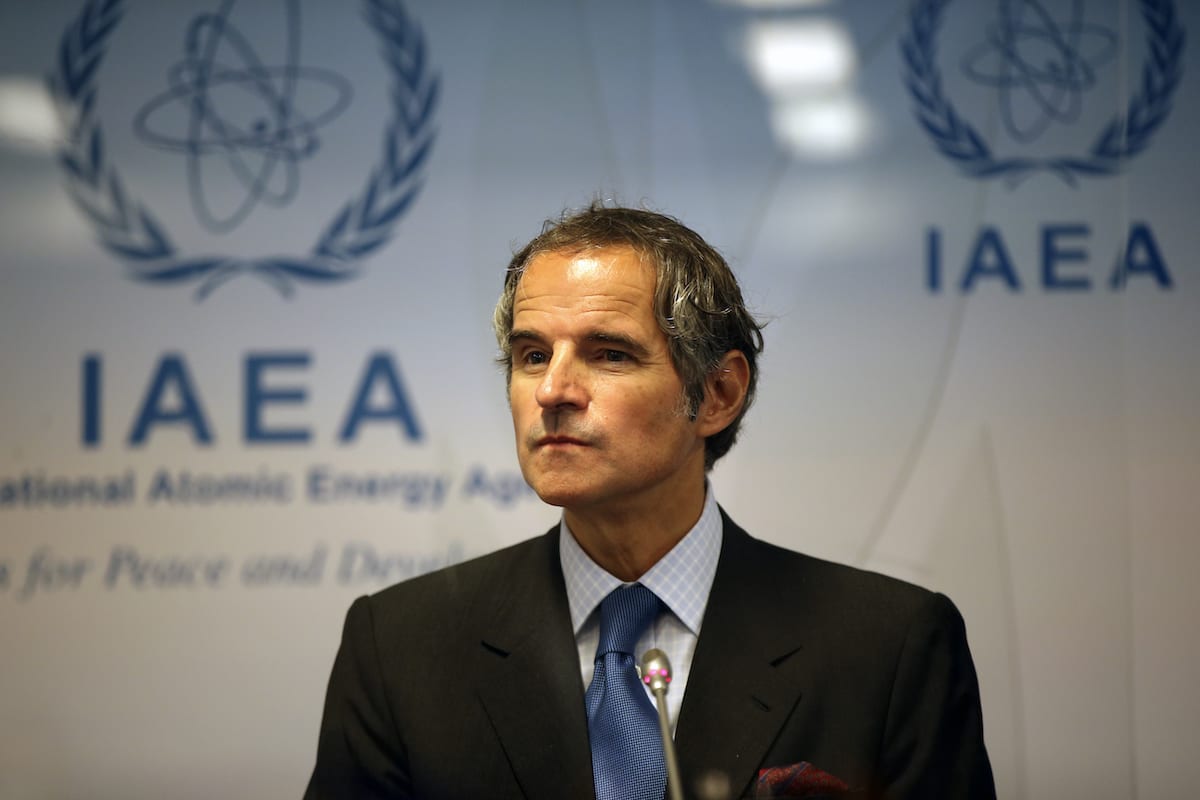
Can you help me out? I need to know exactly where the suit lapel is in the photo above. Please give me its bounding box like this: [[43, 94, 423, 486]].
[[474, 529, 595, 800], [675, 515, 808, 798]]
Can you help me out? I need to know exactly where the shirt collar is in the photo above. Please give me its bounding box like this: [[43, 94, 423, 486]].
[[558, 484, 723, 636]]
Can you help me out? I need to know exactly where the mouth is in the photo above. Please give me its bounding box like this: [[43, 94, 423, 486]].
[[535, 435, 588, 448]]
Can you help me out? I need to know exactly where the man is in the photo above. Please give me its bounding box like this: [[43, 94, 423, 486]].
[[305, 205, 995, 799]]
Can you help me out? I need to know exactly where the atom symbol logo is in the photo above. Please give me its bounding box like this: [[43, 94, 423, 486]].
[[902, 0, 1184, 186], [133, 0, 352, 233], [961, 0, 1117, 144], [51, 0, 439, 299]]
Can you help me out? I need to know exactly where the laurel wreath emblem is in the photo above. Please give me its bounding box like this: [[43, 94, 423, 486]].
[[902, 0, 1184, 185], [49, 0, 438, 299]]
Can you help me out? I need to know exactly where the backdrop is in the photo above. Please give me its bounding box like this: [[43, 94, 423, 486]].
[[1, 1, 1196, 797]]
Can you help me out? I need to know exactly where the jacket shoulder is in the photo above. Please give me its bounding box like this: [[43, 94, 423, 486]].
[[364, 527, 559, 621], [719, 514, 955, 633]]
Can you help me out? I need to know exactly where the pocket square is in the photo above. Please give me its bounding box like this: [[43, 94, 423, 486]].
[[755, 761, 849, 798]]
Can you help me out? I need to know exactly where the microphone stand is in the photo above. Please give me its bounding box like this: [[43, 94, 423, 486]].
[[641, 649, 684, 800]]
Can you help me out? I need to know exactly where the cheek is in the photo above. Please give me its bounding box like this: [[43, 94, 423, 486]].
[[509, 401, 533, 444], [621, 397, 687, 444], [509, 382, 537, 414]]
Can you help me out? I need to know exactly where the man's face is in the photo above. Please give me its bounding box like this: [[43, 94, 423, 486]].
[[507, 245, 707, 515]]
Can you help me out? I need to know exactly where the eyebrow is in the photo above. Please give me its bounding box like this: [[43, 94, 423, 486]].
[[584, 331, 651, 358], [507, 329, 546, 349], [507, 329, 651, 358]]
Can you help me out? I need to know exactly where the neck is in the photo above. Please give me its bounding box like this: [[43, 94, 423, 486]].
[[564, 475, 707, 582]]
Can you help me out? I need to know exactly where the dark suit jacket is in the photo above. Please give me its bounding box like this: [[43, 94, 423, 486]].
[[305, 512, 995, 799]]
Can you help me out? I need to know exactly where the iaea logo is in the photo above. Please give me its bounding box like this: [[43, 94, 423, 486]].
[[903, 0, 1184, 186], [50, 0, 438, 299]]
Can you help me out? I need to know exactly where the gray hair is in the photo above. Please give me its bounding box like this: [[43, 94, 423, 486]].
[[494, 203, 764, 469]]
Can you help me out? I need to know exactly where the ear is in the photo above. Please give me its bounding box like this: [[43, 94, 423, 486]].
[[695, 350, 750, 438]]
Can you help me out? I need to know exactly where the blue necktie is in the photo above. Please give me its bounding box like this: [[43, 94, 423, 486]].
[[585, 583, 667, 800]]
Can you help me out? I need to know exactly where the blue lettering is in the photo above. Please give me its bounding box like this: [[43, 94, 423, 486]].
[[18, 547, 92, 600], [146, 469, 174, 503], [339, 353, 424, 442], [103, 546, 229, 589], [462, 465, 535, 507], [1111, 222, 1173, 289], [307, 465, 332, 502], [244, 352, 311, 443], [1042, 223, 1091, 291], [240, 546, 326, 585], [961, 227, 1020, 292], [82, 354, 101, 446], [128, 354, 213, 446], [931, 222, 1174, 294], [926, 227, 942, 292], [336, 541, 463, 585], [82, 350, 429, 448]]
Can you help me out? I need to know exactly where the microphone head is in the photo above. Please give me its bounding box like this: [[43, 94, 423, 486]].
[[640, 648, 673, 694]]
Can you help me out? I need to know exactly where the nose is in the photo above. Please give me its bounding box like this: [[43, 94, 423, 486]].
[[537, 350, 588, 410]]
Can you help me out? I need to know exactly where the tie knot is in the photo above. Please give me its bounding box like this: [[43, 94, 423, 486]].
[[596, 583, 661, 657]]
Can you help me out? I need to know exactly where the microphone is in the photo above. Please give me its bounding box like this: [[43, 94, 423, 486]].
[[640, 648, 684, 800]]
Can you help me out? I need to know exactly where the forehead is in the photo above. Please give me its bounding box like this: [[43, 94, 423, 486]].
[[514, 245, 657, 313]]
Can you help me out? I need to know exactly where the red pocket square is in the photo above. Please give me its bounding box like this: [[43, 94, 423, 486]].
[[755, 761, 850, 798]]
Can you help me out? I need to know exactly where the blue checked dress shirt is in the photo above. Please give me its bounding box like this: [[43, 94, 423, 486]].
[[559, 484, 723, 735]]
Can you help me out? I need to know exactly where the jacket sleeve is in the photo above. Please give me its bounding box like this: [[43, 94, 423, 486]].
[[304, 595, 412, 800], [876, 592, 996, 799]]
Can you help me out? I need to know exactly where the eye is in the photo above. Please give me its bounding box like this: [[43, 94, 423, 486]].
[[512, 346, 548, 368], [602, 349, 629, 363]]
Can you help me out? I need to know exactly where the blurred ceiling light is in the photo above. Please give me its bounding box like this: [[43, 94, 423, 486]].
[[0, 76, 61, 153], [769, 94, 873, 158], [744, 19, 855, 94], [716, 0, 833, 7]]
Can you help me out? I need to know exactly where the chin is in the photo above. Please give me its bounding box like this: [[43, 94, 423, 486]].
[[526, 477, 600, 510]]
